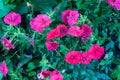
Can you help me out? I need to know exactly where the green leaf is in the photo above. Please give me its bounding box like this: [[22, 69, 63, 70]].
[[96, 72, 111, 79], [32, 0, 57, 11], [28, 71, 36, 77], [105, 40, 114, 51], [0, 71, 3, 80], [27, 62, 35, 71]]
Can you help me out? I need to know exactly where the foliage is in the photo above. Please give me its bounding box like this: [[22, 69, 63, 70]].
[[0, 0, 120, 80]]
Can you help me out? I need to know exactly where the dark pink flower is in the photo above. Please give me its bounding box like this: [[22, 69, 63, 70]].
[[62, 9, 72, 24], [80, 24, 92, 44], [68, 26, 83, 37], [4, 12, 21, 26], [56, 24, 68, 38], [41, 70, 51, 78], [45, 41, 59, 51], [62, 9, 79, 25], [2, 38, 14, 49], [68, 10, 79, 25], [107, 0, 116, 8], [88, 44, 104, 60], [65, 51, 81, 64], [79, 52, 92, 64], [0, 61, 8, 76], [30, 14, 51, 33], [46, 28, 60, 40], [114, 0, 120, 10], [50, 70, 63, 80], [107, 0, 120, 10]]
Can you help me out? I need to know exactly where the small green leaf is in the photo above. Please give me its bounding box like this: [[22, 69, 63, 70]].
[[0, 71, 3, 80]]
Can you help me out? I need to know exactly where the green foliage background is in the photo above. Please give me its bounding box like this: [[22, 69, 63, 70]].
[[0, 0, 120, 80]]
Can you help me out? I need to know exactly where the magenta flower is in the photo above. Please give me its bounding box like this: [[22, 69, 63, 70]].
[[107, 0, 120, 10], [50, 70, 63, 80], [80, 24, 92, 44], [4, 12, 21, 26], [62, 9, 79, 25], [30, 14, 51, 33], [56, 24, 68, 38], [45, 41, 59, 51], [2, 38, 14, 49], [0, 61, 8, 76], [67, 26, 83, 37], [65, 51, 81, 64], [88, 44, 104, 60]]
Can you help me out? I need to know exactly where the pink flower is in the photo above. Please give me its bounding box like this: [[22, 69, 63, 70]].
[[2, 38, 14, 49], [80, 24, 92, 44], [65, 50, 81, 64], [62, 9, 79, 25], [45, 41, 59, 51], [30, 14, 51, 33], [50, 70, 63, 80], [62, 9, 72, 24], [107, 0, 120, 10], [88, 44, 104, 60], [114, 0, 120, 10], [56, 24, 68, 38], [41, 70, 51, 78], [0, 61, 8, 76], [46, 28, 60, 40], [4, 12, 21, 26], [107, 0, 116, 8], [68, 26, 83, 37], [68, 10, 79, 25], [79, 52, 92, 64]]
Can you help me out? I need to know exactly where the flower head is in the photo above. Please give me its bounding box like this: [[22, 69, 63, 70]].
[[0, 61, 8, 76], [30, 14, 51, 33], [45, 41, 59, 51], [65, 50, 81, 64], [50, 70, 63, 80], [4, 12, 21, 26], [79, 52, 92, 64], [56, 24, 68, 38], [80, 24, 92, 44], [46, 28, 60, 40], [62, 9, 79, 25], [88, 44, 104, 60], [68, 26, 83, 37], [2, 38, 14, 49], [107, 0, 120, 10]]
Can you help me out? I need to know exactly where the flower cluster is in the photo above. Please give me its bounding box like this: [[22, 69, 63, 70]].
[[107, 0, 120, 10], [37, 70, 63, 80], [65, 44, 104, 64]]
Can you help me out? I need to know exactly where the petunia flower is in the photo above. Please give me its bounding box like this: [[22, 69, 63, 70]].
[[0, 61, 8, 76], [4, 12, 21, 26]]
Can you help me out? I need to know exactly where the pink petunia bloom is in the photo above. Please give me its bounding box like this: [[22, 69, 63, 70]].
[[107, 0, 116, 8], [62, 9, 79, 25], [88, 44, 104, 60], [68, 26, 83, 37], [50, 70, 63, 80], [62, 9, 72, 24], [56, 24, 68, 38], [30, 14, 51, 33], [80, 24, 92, 44], [79, 52, 92, 64], [41, 70, 51, 78], [4, 12, 21, 26], [46, 28, 60, 40], [45, 41, 59, 51], [107, 0, 120, 10], [2, 38, 14, 49], [65, 50, 81, 64], [68, 10, 79, 25], [114, 0, 120, 10], [0, 61, 8, 76]]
